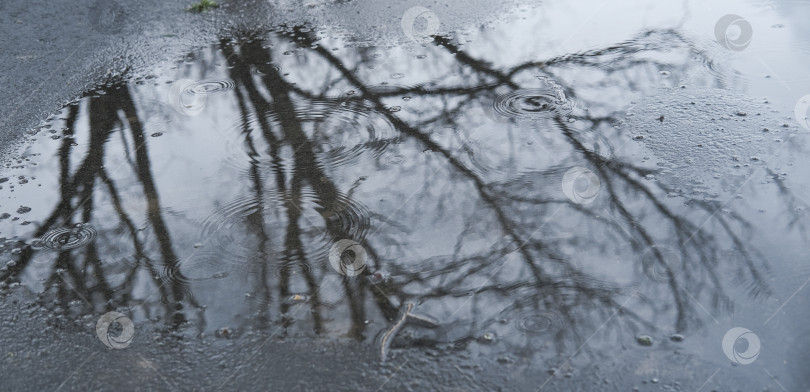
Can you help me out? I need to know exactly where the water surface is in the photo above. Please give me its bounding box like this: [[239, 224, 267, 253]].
[[1, 2, 810, 390]]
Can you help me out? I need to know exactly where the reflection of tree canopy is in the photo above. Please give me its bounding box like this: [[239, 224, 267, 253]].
[[0, 27, 786, 357]]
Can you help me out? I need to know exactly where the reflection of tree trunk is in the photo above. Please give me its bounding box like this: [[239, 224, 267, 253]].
[[3, 26, 780, 342], [223, 41, 334, 334], [232, 76, 275, 327], [117, 86, 187, 326], [98, 168, 171, 306], [58, 105, 79, 222]]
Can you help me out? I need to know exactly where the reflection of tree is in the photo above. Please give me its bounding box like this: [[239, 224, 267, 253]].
[[0, 26, 792, 356], [1, 87, 196, 327]]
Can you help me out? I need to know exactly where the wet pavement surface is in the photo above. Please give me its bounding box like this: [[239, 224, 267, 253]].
[[1, 0, 810, 391]]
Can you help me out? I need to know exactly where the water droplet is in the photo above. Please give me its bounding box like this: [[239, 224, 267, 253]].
[[39, 224, 98, 250], [184, 80, 235, 95], [492, 81, 572, 121]]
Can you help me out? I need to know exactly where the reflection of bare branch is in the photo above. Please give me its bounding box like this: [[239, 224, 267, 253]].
[[4, 24, 796, 358]]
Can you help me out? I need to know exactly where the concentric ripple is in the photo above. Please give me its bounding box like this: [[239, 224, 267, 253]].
[[274, 261, 313, 278], [492, 79, 573, 121], [170, 253, 233, 282], [250, 64, 281, 75], [199, 188, 371, 265], [39, 223, 98, 250], [220, 99, 401, 171], [514, 310, 566, 335], [452, 135, 559, 179], [640, 245, 682, 283], [153, 260, 198, 305], [184, 80, 236, 95], [197, 194, 281, 262], [316, 274, 348, 305], [571, 129, 614, 162]]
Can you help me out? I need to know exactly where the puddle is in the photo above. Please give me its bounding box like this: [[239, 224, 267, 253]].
[[2, 3, 810, 390]]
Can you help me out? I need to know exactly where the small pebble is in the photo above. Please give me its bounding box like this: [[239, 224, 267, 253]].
[[287, 294, 310, 304], [636, 335, 653, 346], [215, 327, 233, 338]]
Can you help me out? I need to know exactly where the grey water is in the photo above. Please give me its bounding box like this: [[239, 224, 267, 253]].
[[1, 0, 809, 390]]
